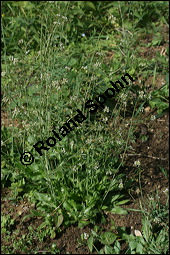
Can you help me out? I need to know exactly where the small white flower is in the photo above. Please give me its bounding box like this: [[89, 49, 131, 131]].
[[62, 148, 66, 153], [94, 163, 99, 170], [139, 91, 144, 99], [133, 160, 141, 167], [13, 57, 18, 64], [70, 141, 74, 150], [102, 117, 108, 123], [103, 106, 110, 113], [98, 136, 103, 143], [148, 94, 152, 100], [65, 66, 71, 70], [81, 33, 86, 37], [97, 124, 104, 131], [94, 61, 101, 67], [61, 78, 68, 84], [1, 71, 6, 77], [62, 16, 68, 20], [91, 75, 97, 81], [151, 115, 156, 121], [120, 93, 127, 100], [108, 14, 115, 21], [59, 43, 64, 50], [106, 171, 112, 175], [118, 179, 123, 189], [86, 138, 92, 144], [18, 39, 24, 45], [162, 188, 169, 193], [81, 154, 86, 159], [45, 73, 51, 80], [9, 55, 14, 61], [81, 65, 87, 70], [116, 140, 122, 145], [73, 166, 78, 172], [96, 52, 104, 56], [52, 80, 59, 87], [81, 232, 89, 240], [153, 217, 160, 223]]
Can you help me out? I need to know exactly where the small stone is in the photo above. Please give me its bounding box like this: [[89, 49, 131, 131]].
[[144, 106, 151, 113], [134, 230, 142, 237], [140, 124, 148, 135]]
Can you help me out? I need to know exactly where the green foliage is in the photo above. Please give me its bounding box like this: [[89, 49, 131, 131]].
[[149, 73, 169, 115], [86, 226, 120, 254], [1, 214, 15, 234], [86, 194, 169, 254], [1, 1, 169, 253], [2, 1, 169, 55], [1, 1, 42, 54], [123, 1, 169, 28]]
